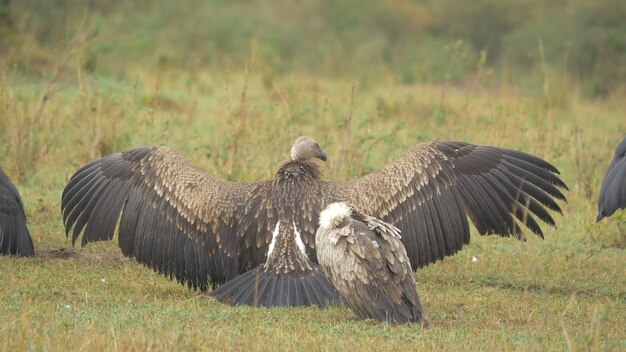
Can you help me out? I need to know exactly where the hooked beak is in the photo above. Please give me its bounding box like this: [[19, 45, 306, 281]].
[[318, 148, 328, 162]]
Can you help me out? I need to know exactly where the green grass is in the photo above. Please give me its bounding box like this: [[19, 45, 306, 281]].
[[1, 59, 626, 350]]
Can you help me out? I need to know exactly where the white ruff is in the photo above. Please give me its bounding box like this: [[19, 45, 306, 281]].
[[318, 202, 352, 228], [266, 221, 281, 258], [293, 220, 307, 255]]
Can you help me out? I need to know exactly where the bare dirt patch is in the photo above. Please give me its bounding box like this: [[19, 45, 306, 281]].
[[36, 248, 129, 263]]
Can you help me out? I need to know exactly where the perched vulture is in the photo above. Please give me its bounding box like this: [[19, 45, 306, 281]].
[[597, 136, 626, 222], [316, 202, 423, 324], [0, 167, 35, 256], [61, 136, 567, 307]]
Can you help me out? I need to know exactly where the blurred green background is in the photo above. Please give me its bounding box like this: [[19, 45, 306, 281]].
[[2, 0, 625, 97]]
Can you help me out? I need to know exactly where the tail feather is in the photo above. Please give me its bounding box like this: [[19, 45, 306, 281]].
[[313, 273, 342, 303], [229, 270, 261, 305], [255, 273, 276, 306], [211, 265, 340, 308], [290, 278, 303, 306]]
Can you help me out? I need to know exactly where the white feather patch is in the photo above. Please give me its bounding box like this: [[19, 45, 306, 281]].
[[293, 220, 307, 255], [266, 221, 281, 258]]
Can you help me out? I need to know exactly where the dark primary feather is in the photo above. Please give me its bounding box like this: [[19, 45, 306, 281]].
[[0, 167, 34, 256], [597, 136, 626, 222], [324, 141, 568, 269]]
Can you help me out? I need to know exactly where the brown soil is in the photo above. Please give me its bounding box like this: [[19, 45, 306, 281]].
[[35, 248, 130, 263]]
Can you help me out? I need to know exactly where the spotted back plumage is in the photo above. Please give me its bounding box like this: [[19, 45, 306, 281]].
[[211, 160, 340, 307]]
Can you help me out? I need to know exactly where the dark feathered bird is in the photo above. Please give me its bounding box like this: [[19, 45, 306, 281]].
[[61, 136, 567, 307], [316, 202, 424, 324], [597, 136, 626, 222], [0, 167, 35, 256]]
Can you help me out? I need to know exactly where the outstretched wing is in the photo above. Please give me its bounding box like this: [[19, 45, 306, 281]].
[[324, 141, 568, 269], [597, 137, 626, 221], [0, 167, 35, 257], [61, 146, 259, 290]]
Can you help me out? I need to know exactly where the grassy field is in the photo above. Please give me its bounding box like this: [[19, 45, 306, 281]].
[[1, 55, 626, 351]]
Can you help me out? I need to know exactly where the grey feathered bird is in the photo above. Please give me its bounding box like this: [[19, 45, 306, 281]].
[[0, 167, 35, 256], [597, 136, 626, 222], [316, 202, 424, 324], [61, 136, 567, 307]]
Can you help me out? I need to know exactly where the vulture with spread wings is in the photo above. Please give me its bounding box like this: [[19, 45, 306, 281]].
[[62, 136, 567, 307], [1, 167, 35, 257]]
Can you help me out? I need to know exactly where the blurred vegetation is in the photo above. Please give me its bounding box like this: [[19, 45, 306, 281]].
[[1, 0, 624, 97]]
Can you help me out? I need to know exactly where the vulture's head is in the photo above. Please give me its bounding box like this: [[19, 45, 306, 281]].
[[291, 136, 327, 162], [318, 202, 353, 231]]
